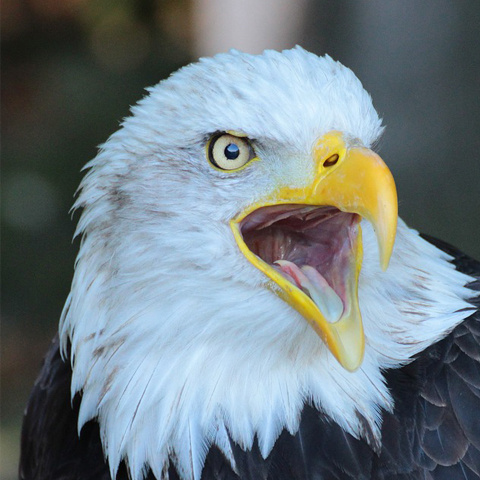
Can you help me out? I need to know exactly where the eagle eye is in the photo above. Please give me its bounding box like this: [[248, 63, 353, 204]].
[[207, 133, 256, 171]]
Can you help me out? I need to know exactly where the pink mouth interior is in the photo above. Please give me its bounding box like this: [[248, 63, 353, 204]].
[[240, 205, 360, 321]]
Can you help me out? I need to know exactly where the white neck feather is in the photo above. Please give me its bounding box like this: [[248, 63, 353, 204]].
[[60, 215, 474, 480]]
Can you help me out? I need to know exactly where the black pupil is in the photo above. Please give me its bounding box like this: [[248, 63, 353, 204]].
[[224, 143, 240, 160]]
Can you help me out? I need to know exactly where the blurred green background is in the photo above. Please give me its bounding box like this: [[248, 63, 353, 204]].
[[2, 0, 479, 476]]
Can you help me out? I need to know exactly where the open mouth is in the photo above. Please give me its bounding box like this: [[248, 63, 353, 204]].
[[239, 205, 361, 324], [228, 132, 397, 371]]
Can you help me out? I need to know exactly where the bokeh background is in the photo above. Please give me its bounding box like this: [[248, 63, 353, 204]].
[[2, 0, 479, 476]]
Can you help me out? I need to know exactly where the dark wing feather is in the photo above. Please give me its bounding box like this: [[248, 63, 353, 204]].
[[20, 236, 480, 479], [414, 235, 480, 477], [19, 336, 112, 480]]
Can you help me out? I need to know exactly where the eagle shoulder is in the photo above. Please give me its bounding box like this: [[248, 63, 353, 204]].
[[19, 337, 113, 480]]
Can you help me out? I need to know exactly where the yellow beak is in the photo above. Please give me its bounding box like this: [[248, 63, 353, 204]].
[[230, 131, 398, 371]]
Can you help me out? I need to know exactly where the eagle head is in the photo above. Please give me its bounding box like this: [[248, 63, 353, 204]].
[[59, 47, 472, 480]]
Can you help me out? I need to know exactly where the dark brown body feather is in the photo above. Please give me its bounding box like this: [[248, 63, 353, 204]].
[[20, 238, 480, 479]]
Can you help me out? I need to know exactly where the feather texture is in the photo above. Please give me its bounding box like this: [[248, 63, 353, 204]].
[[20, 249, 480, 478]]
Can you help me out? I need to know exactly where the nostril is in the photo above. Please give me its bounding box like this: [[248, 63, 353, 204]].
[[323, 154, 339, 167]]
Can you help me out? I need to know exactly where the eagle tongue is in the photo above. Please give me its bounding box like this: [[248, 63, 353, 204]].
[[274, 260, 344, 323]]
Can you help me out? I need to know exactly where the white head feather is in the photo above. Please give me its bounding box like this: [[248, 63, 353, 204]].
[[59, 47, 474, 480]]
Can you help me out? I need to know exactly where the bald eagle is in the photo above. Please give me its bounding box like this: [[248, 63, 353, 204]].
[[20, 48, 480, 480]]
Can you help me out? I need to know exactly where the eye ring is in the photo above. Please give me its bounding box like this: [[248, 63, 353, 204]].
[[207, 133, 256, 171]]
